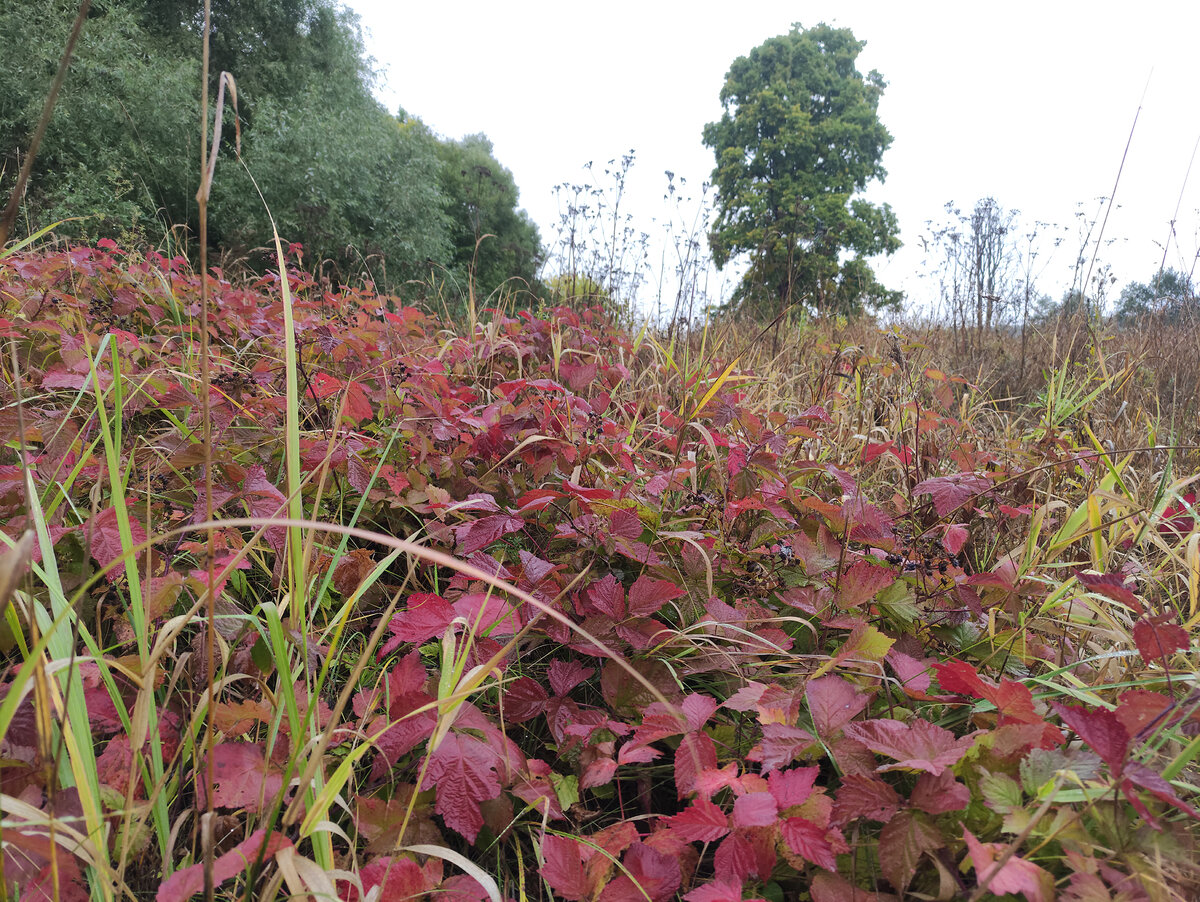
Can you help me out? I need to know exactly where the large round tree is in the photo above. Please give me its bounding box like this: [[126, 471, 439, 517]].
[[703, 23, 901, 318]]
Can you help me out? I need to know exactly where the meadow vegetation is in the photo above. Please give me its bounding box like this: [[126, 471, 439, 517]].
[[2, 5, 1200, 902]]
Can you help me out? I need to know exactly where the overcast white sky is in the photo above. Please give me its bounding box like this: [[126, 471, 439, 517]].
[[348, 1, 1200, 315]]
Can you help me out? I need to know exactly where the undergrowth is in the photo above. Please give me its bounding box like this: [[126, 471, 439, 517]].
[[1, 244, 1200, 901]]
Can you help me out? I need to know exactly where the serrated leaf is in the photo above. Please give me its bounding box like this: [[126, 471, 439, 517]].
[[199, 743, 285, 813], [879, 810, 942, 892], [831, 774, 901, 823], [587, 573, 626, 619], [156, 829, 292, 902], [979, 771, 1023, 814], [732, 792, 778, 828], [1132, 614, 1189, 668], [664, 798, 730, 842], [599, 842, 682, 902], [780, 817, 837, 871], [627, 575, 685, 617], [842, 719, 975, 775], [912, 473, 991, 516], [806, 675, 869, 737], [836, 560, 896, 609], [758, 723, 816, 772], [87, 504, 148, 582], [548, 659, 594, 696], [675, 731, 719, 798], [541, 835, 593, 901], [909, 769, 969, 814], [963, 828, 1054, 902], [1048, 700, 1129, 773], [420, 732, 503, 842]]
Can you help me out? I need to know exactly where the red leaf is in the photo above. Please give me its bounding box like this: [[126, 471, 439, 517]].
[[780, 817, 838, 871], [381, 593, 455, 652], [627, 576, 685, 617], [156, 829, 292, 902], [942, 524, 969, 555], [599, 842, 682, 902], [912, 473, 991, 516], [587, 573, 626, 619], [684, 878, 762, 902], [609, 508, 644, 539], [810, 872, 894, 902], [307, 371, 344, 399], [1158, 491, 1197, 537], [836, 560, 896, 609], [454, 512, 524, 555], [910, 770, 970, 815], [842, 719, 975, 775], [879, 811, 943, 893], [758, 723, 816, 772], [1133, 614, 1189, 668], [768, 766, 820, 810], [357, 857, 441, 900], [540, 835, 594, 901], [548, 659, 594, 696], [832, 774, 902, 824], [453, 591, 522, 636], [732, 792, 778, 828], [420, 732, 503, 841], [963, 828, 1054, 902], [502, 676, 548, 723], [886, 649, 933, 696], [630, 694, 717, 752], [1049, 700, 1129, 772], [86, 505, 148, 582], [664, 798, 730, 842], [1115, 689, 1175, 738], [934, 660, 1061, 745], [806, 675, 869, 736], [933, 658, 986, 696], [675, 731, 719, 798], [1074, 571, 1143, 614], [1121, 761, 1200, 823], [342, 379, 374, 424], [714, 830, 775, 883], [199, 743, 285, 812]]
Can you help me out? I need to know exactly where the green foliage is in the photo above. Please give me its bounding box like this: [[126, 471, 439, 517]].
[[211, 97, 451, 285], [3, 0, 547, 295], [1115, 267, 1196, 324], [703, 22, 901, 317], [0, 0, 199, 243], [435, 134, 541, 306]]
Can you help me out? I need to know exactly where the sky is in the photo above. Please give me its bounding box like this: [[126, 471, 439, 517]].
[[348, 1, 1200, 316]]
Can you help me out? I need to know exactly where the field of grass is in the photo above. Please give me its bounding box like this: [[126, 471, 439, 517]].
[[1, 240, 1199, 901]]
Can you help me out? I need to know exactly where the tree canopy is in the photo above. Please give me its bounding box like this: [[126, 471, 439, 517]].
[[703, 23, 900, 318], [1114, 267, 1196, 324], [435, 134, 542, 302], [0, 0, 540, 303]]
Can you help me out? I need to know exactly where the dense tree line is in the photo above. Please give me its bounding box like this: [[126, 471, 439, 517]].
[[0, 0, 541, 303]]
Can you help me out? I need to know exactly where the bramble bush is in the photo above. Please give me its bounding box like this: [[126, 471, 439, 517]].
[[1, 244, 1198, 900]]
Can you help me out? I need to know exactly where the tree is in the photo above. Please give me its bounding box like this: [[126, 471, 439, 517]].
[[927, 198, 1022, 351], [1114, 267, 1196, 324], [1, 0, 452, 291], [702, 23, 901, 319], [435, 134, 542, 304]]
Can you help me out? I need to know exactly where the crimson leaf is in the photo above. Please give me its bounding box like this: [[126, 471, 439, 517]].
[[1049, 700, 1129, 773], [842, 719, 976, 775], [420, 732, 503, 841], [912, 473, 991, 516], [156, 829, 291, 902]]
